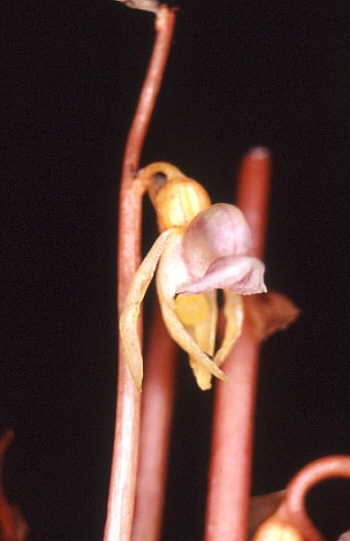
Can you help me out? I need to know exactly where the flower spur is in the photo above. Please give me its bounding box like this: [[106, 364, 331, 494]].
[[119, 162, 267, 390]]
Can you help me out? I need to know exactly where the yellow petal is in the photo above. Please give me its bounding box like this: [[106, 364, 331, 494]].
[[177, 292, 218, 390], [156, 270, 228, 385], [119, 229, 175, 390], [214, 290, 244, 367]]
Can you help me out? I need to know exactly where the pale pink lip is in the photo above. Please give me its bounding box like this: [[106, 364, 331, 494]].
[[177, 203, 266, 296], [177, 255, 266, 295]]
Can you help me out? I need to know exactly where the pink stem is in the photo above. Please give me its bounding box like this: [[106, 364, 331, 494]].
[[283, 455, 350, 541], [104, 8, 176, 541], [205, 147, 271, 541], [132, 302, 177, 541], [236, 147, 271, 259]]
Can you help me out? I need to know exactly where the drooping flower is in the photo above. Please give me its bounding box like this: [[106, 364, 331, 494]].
[[119, 162, 267, 390]]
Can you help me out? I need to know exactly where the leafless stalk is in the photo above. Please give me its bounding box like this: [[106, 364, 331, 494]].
[[103, 7, 176, 541]]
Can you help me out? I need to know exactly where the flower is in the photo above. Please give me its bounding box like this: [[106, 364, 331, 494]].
[[119, 163, 267, 390], [175, 202, 267, 296], [253, 517, 304, 541]]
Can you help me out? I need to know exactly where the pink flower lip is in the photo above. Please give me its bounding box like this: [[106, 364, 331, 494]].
[[182, 204, 253, 271], [177, 203, 267, 295], [177, 255, 267, 295]]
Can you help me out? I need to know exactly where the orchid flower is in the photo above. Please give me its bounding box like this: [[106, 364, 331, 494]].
[[119, 162, 267, 390]]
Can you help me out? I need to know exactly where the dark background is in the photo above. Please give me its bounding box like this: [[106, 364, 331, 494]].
[[1, 1, 349, 540]]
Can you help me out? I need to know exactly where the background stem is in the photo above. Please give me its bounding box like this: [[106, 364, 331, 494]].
[[205, 148, 271, 541], [132, 302, 177, 541]]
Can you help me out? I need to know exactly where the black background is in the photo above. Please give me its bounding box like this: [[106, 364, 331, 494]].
[[1, 1, 349, 540]]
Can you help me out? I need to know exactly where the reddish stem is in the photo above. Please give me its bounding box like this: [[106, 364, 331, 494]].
[[0, 430, 28, 541], [0, 430, 15, 540], [283, 455, 350, 541], [132, 302, 177, 541], [236, 147, 271, 259], [205, 147, 271, 541], [104, 8, 176, 541]]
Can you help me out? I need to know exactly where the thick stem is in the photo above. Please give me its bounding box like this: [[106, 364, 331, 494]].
[[236, 147, 271, 259], [205, 148, 271, 541], [104, 8, 176, 541], [283, 455, 350, 541], [132, 301, 177, 541]]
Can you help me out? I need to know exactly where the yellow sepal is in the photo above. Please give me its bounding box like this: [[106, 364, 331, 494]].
[[119, 229, 175, 390]]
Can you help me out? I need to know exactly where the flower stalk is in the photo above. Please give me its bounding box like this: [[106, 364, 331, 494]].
[[253, 455, 350, 540], [103, 7, 176, 541], [284, 455, 350, 540]]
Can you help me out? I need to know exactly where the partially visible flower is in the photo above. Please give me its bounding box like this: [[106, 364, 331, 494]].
[[248, 491, 286, 539], [253, 517, 304, 541], [244, 291, 300, 341], [120, 163, 266, 390], [338, 532, 350, 541]]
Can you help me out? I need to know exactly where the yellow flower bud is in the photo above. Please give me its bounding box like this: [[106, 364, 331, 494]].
[[253, 517, 304, 541], [139, 162, 211, 231]]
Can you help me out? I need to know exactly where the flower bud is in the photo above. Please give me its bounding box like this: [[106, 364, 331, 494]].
[[253, 517, 304, 540], [140, 162, 211, 231]]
